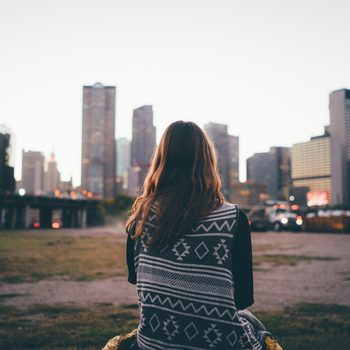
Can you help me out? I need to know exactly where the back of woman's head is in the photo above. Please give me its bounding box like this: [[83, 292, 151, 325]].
[[126, 121, 224, 247]]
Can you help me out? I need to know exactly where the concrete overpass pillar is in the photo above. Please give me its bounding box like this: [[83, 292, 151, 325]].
[[0, 208, 4, 229], [40, 207, 52, 229], [81, 208, 87, 228], [24, 205, 31, 229]]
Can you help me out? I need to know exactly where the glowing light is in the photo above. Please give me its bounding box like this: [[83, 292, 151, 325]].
[[19, 188, 26, 196], [281, 217, 288, 224], [52, 222, 60, 229], [296, 215, 303, 225], [291, 204, 299, 211], [33, 222, 40, 229], [87, 192, 93, 198], [289, 195, 295, 201]]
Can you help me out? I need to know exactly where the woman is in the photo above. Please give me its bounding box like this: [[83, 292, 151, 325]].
[[125, 121, 282, 350]]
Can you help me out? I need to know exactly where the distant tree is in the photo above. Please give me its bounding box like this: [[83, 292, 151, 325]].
[[101, 195, 135, 215]]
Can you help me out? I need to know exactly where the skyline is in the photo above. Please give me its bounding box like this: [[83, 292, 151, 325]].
[[1, 0, 350, 186]]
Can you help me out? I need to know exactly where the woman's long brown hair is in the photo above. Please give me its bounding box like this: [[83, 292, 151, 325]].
[[126, 121, 224, 248]]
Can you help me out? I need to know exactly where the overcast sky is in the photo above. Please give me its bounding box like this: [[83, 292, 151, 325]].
[[1, 0, 349, 186]]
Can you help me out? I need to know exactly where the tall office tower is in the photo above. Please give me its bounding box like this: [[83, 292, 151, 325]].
[[21, 150, 45, 194], [116, 138, 130, 193], [117, 138, 130, 176], [204, 123, 239, 197], [44, 152, 61, 192], [247, 147, 290, 200], [228, 135, 239, 183], [81, 83, 116, 199], [329, 89, 350, 205], [129, 106, 156, 197], [291, 127, 331, 206], [0, 125, 15, 194]]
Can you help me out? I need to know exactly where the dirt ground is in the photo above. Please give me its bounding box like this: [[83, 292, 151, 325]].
[[1, 225, 350, 312]]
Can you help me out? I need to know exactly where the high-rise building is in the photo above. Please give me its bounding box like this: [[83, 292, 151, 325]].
[[116, 137, 130, 194], [228, 135, 239, 183], [329, 89, 350, 205], [231, 181, 268, 206], [129, 106, 156, 197], [60, 177, 73, 192], [81, 83, 116, 199], [247, 147, 290, 200], [44, 152, 61, 192], [204, 122, 239, 197], [131, 106, 156, 167], [0, 125, 15, 194], [117, 137, 130, 177], [291, 128, 331, 206], [21, 150, 45, 195]]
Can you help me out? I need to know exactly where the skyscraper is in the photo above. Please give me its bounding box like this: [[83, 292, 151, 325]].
[[21, 150, 45, 194], [204, 123, 239, 197], [128, 105, 156, 197], [116, 137, 131, 193], [228, 134, 239, 183], [329, 89, 350, 205], [44, 152, 61, 192], [247, 147, 290, 200], [291, 128, 331, 206], [81, 83, 116, 199], [117, 137, 130, 177], [0, 125, 15, 194]]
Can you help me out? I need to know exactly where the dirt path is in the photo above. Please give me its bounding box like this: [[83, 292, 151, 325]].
[[251, 232, 350, 311], [1, 230, 350, 311]]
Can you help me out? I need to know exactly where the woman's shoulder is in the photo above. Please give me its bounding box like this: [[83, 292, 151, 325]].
[[210, 201, 240, 215], [198, 201, 240, 224]]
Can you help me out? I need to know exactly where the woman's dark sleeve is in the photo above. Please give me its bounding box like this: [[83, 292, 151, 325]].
[[232, 209, 254, 310], [126, 233, 137, 285]]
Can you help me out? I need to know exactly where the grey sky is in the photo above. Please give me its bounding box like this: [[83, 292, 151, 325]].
[[1, 0, 349, 186]]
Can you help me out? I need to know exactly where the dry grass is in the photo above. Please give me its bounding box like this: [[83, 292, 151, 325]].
[[0, 230, 126, 283], [254, 254, 338, 267], [1, 302, 349, 350]]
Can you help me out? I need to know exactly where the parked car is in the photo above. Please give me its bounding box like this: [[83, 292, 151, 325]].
[[266, 207, 303, 232], [247, 207, 269, 231]]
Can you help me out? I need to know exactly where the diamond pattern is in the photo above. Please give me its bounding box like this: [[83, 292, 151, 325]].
[[213, 239, 229, 264], [203, 323, 223, 348], [149, 313, 160, 332], [163, 315, 180, 341], [226, 330, 237, 346], [172, 239, 190, 261], [194, 241, 209, 260], [141, 227, 150, 252], [184, 322, 199, 340]]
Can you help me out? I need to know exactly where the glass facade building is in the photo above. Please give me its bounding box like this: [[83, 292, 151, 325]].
[[81, 83, 116, 199], [204, 122, 239, 198], [247, 147, 290, 200], [329, 89, 350, 205], [291, 130, 332, 205], [21, 150, 45, 195], [128, 105, 156, 197]]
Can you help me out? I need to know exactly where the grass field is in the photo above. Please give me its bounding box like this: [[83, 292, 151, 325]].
[[1, 229, 349, 350], [0, 230, 126, 283], [1, 300, 349, 350]]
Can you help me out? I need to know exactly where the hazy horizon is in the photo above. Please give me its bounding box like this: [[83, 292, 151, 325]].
[[1, 0, 349, 186]]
